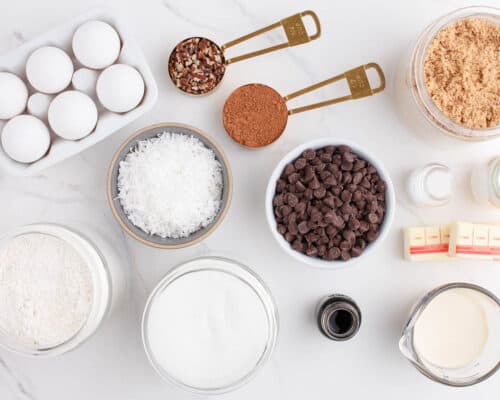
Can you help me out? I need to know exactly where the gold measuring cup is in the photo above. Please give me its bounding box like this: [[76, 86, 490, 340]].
[[168, 10, 321, 95], [222, 63, 386, 148]]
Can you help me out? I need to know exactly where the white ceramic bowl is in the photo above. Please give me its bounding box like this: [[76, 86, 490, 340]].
[[265, 138, 395, 269]]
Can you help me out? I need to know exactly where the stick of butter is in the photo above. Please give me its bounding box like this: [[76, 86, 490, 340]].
[[404, 225, 452, 261], [449, 221, 500, 261]]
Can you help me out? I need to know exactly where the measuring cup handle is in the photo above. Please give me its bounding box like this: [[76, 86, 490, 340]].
[[300, 10, 321, 40], [285, 63, 386, 115], [222, 10, 322, 65]]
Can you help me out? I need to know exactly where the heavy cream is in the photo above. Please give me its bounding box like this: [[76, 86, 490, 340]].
[[413, 288, 489, 369]]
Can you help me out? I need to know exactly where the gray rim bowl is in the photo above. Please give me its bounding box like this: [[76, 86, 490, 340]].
[[107, 123, 232, 249]]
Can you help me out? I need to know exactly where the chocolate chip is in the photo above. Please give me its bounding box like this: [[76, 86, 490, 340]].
[[326, 247, 341, 260], [294, 158, 307, 170], [343, 152, 355, 163], [353, 172, 363, 185], [303, 149, 316, 160], [313, 187, 326, 199], [292, 239, 304, 252], [276, 179, 286, 193], [286, 193, 299, 208], [295, 181, 306, 192], [341, 250, 351, 261], [304, 166, 315, 182], [368, 213, 378, 224], [341, 190, 352, 203], [298, 221, 310, 234], [277, 224, 286, 235], [351, 247, 362, 257], [308, 178, 321, 190], [288, 172, 300, 184]]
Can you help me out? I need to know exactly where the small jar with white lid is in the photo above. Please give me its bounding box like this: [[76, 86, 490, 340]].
[[471, 157, 500, 207], [0, 224, 111, 357], [407, 163, 453, 207]]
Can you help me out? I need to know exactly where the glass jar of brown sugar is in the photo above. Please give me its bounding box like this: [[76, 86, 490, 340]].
[[407, 6, 500, 141]]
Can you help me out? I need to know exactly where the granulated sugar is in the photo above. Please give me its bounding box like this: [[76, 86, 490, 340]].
[[0, 233, 93, 349], [145, 261, 270, 390], [117, 132, 223, 238]]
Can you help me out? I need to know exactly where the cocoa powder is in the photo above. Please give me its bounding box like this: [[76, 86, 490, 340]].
[[424, 18, 500, 129], [223, 84, 288, 147]]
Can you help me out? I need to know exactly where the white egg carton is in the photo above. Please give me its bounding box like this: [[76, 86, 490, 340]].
[[0, 8, 158, 176]]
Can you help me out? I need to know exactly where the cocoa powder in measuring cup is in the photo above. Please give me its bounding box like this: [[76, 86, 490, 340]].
[[223, 83, 288, 147]]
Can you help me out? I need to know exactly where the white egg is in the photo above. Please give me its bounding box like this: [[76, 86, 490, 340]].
[[96, 64, 144, 113], [0, 72, 28, 119], [27, 93, 53, 119], [48, 91, 98, 140], [71, 68, 99, 96], [72, 20, 121, 69], [26, 46, 74, 94], [1, 115, 50, 163]]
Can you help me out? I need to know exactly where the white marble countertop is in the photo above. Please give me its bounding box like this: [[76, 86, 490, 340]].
[[0, 0, 499, 398]]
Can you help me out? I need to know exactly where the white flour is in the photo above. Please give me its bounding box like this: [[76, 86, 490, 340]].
[[0, 233, 93, 349]]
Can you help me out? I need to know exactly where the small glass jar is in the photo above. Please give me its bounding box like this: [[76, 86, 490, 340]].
[[317, 294, 361, 341], [407, 6, 500, 141], [0, 224, 111, 357], [471, 157, 500, 207], [407, 163, 452, 207]]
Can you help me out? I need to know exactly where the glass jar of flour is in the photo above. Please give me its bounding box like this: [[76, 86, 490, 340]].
[[0, 224, 111, 357]]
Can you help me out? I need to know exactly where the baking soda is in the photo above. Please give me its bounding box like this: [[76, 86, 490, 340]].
[[0, 233, 93, 349]]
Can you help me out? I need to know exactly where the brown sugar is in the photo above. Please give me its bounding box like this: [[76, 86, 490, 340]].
[[424, 18, 500, 129], [223, 84, 288, 147]]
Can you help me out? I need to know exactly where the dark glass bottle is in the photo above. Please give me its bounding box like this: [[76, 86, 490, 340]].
[[317, 294, 361, 341]]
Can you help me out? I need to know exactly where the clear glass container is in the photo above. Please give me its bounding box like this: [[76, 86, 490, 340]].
[[0, 223, 111, 357], [408, 6, 500, 141], [407, 163, 452, 207], [142, 256, 279, 395], [471, 156, 500, 207], [399, 282, 500, 386]]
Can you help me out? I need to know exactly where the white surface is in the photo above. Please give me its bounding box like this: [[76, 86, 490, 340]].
[[265, 138, 395, 268], [0, 7, 158, 176], [0, 0, 499, 399]]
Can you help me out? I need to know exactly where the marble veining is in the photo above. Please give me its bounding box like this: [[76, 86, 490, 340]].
[[0, 0, 499, 399]]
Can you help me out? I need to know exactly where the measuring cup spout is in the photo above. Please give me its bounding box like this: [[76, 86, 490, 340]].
[[398, 331, 417, 364]]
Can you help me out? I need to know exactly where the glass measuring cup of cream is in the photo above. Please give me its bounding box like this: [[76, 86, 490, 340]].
[[399, 282, 500, 386]]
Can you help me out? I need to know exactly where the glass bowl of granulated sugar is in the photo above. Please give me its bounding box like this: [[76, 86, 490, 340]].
[[107, 122, 232, 249]]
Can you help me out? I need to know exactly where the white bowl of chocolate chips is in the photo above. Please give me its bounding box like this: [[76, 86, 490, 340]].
[[266, 138, 395, 268]]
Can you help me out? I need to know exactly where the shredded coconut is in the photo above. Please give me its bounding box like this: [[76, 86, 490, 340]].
[[0, 233, 93, 350], [117, 132, 223, 238]]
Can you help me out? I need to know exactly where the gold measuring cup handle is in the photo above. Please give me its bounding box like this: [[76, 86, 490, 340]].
[[284, 63, 386, 115], [222, 10, 321, 65]]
